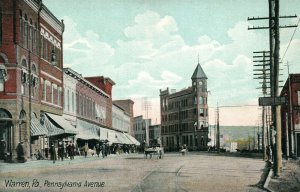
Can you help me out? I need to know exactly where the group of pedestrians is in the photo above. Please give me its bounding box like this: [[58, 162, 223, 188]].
[[49, 140, 75, 162]]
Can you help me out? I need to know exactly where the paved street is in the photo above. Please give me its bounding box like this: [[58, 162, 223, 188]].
[[0, 152, 266, 192]]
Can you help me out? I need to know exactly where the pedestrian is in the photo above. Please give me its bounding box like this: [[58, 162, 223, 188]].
[[67, 141, 75, 160], [83, 143, 89, 158], [101, 143, 106, 158], [16, 141, 26, 163], [0, 138, 6, 160], [58, 140, 64, 161], [95, 143, 100, 157], [50, 142, 56, 163]]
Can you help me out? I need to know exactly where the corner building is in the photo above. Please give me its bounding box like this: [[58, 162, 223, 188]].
[[0, 0, 64, 161], [160, 63, 209, 151]]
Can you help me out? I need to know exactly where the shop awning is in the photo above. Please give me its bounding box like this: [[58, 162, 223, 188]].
[[31, 116, 48, 136], [76, 119, 100, 140], [46, 113, 77, 135], [107, 129, 118, 144], [124, 133, 140, 146], [44, 115, 65, 136], [116, 132, 133, 145]]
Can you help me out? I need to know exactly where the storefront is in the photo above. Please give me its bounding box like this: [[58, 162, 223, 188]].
[[0, 108, 13, 161]]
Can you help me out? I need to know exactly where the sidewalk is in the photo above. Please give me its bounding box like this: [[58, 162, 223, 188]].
[[0, 153, 138, 173], [265, 159, 300, 192]]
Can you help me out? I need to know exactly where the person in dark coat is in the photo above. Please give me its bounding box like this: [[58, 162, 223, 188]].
[[57, 141, 64, 161], [0, 139, 6, 160], [67, 141, 75, 160], [50, 142, 57, 163], [16, 141, 26, 163], [101, 143, 106, 158], [95, 143, 101, 157]]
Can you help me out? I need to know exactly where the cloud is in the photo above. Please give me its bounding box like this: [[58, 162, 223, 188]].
[[62, 16, 115, 75], [62, 11, 299, 125]]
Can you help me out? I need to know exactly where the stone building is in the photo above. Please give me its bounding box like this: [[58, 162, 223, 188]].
[[280, 73, 300, 158], [160, 63, 209, 151], [0, 0, 64, 161]]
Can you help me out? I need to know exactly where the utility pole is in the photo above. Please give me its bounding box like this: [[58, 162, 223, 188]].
[[216, 103, 220, 152], [248, 0, 297, 176], [253, 51, 270, 160]]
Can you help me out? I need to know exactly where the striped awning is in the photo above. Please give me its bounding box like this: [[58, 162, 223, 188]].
[[44, 115, 65, 136], [46, 113, 77, 135], [31, 116, 48, 136]]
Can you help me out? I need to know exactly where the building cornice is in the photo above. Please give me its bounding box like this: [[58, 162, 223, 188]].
[[63, 68, 109, 98]]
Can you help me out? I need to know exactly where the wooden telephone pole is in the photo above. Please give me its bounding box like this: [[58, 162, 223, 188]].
[[248, 0, 297, 176]]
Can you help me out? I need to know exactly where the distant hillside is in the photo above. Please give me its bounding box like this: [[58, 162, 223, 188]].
[[210, 125, 259, 141]]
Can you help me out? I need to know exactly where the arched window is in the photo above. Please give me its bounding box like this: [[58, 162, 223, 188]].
[[21, 59, 27, 68], [31, 63, 36, 73]]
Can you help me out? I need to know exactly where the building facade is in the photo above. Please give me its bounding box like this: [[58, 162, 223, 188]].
[[280, 73, 300, 158], [113, 99, 134, 135], [149, 124, 161, 147], [0, 0, 64, 161], [112, 103, 131, 133], [134, 116, 151, 146], [160, 64, 209, 151]]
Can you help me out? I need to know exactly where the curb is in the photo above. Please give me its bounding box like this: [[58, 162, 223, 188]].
[[263, 165, 274, 192]]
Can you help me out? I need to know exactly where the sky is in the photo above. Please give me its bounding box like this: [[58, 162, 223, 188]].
[[43, 0, 300, 126]]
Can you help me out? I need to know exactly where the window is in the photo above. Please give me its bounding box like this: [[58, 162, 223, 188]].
[[0, 79, 3, 91], [67, 89, 70, 112], [72, 92, 74, 112], [29, 19, 33, 51], [0, 7, 2, 44], [41, 36, 44, 58], [24, 15, 28, 48], [199, 97, 203, 104], [19, 11, 23, 46], [50, 83, 53, 103]]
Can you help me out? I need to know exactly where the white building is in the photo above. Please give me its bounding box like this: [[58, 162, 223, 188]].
[[112, 104, 131, 133]]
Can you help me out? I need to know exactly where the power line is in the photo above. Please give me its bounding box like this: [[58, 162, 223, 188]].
[[210, 104, 258, 108], [281, 18, 300, 62]]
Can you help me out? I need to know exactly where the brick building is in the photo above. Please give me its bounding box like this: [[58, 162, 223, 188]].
[[0, 0, 64, 161], [280, 73, 300, 158], [160, 63, 209, 151]]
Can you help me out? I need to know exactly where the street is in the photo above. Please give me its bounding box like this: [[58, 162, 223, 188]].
[[0, 152, 266, 192]]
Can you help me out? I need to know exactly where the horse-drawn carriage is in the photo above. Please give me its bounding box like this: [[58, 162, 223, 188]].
[[144, 147, 164, 159]]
